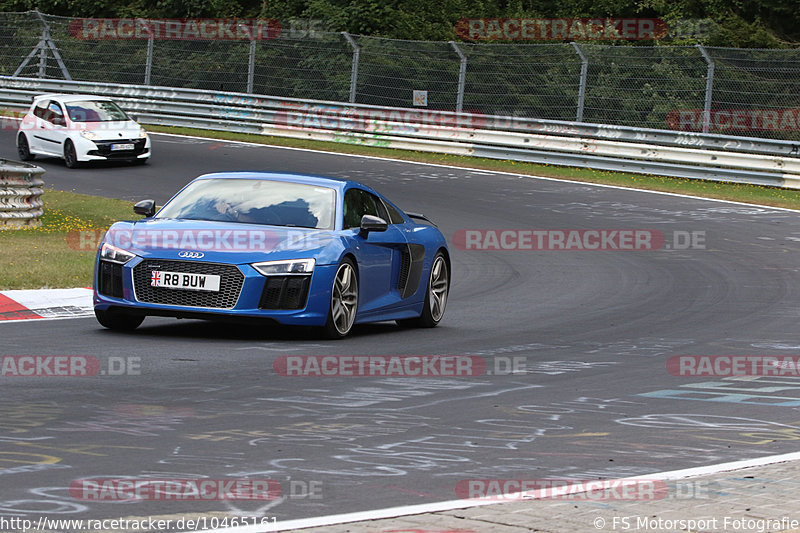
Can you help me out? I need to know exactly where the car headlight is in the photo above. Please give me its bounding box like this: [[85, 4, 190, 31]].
[[138, 129, 148, 139], [80, 130, 98, 140], [252, 258, 315, 276], [100, 243, 136, 264]]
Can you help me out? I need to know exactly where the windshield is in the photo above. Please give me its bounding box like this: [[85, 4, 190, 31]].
[[65, 100, 129, 122], [155, 178, 337, 230]]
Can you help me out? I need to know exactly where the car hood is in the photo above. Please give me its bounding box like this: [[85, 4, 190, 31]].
[[104, 219, 343, 265], [77, 120, 143, 140]]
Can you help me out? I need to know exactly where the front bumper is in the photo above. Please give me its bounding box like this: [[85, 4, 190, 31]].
[[77, 136, 151, 161], [93, 257, 335, 326]]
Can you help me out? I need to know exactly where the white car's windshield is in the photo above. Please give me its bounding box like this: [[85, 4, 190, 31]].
[[155, 178, 337, 230], [65, 100, 129, 122]]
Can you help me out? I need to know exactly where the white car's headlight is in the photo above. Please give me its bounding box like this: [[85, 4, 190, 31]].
[[100, 243, 136, 264], [138, 129, 148, 139], [252, 258, 315, 276], [80, 130, 98, 140]]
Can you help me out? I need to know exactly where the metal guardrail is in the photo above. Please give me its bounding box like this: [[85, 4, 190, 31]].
[[0, 158, 45, 229], [2, 76, 800, 189]]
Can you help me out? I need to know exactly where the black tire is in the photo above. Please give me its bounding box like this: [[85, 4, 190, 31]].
[[95, 309, 144, 331], [17, 133, 34, 161], [397, 251, 449, 328], [64, 140, 80, 169], [322, 258, 358, 339]]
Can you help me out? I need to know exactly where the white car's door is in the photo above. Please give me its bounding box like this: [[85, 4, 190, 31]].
[[31, 101, 69, 156], [24, 100, 49, 153], [42, 101, 71, 156]]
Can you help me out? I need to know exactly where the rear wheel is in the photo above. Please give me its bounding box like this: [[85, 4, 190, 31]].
[[95, 309, 144, 331], [17, 133, 34, 161], [323, 258, 358, 339], [397, 251, 449, 328], [64, 140, 79, 168]]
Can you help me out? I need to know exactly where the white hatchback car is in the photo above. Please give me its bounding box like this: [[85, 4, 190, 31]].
[[16, 94, 151, 168]]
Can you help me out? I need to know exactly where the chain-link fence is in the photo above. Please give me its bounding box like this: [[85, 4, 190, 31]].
[[1, 11, 799, 139]]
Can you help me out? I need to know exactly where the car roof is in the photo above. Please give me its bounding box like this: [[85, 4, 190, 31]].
[[191, 171, 380, 195], [32, 94, 116, 104]]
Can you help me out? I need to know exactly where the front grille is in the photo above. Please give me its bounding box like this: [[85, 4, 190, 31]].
[[98, 260, 123, 298], [88, 138, 147, 158], [133, 259, 244, 309], [259, 275, 311, 310]]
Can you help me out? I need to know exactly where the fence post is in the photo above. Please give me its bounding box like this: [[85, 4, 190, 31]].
[[696, 44, 715, 134], [571, 42, 588, 123], [144, 31, 154, 85], [15, 11, 71, 79], [247, 38, 256, 93], [236, 23, 256, 93], [36, 10, 71, 79], [38, 27, 46, 79], [449, 41, 467, 113], [342, 32, 360, 103]]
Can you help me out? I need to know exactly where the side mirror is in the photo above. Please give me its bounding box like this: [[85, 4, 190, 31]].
[[134, 199, 156, 217], [360, 214, 388, 234], [51, 116, 65, 126]]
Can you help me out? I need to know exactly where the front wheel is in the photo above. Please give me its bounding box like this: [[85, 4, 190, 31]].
[[397, 251, 449, 328], [95, 309, 144, 331], [17, 133, 34, 161], [322, 258, 358, 339], [64, 140, 80, 168]]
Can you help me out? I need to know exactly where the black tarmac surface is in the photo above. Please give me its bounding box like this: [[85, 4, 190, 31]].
[[1, 131, 800, 527]]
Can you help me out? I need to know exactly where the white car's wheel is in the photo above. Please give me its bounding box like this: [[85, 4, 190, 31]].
[[64, 140, 80, 169], [17, 133, 34, 161]]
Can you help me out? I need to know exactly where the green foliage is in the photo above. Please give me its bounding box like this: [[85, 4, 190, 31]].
[[0, 0, 795, 46]]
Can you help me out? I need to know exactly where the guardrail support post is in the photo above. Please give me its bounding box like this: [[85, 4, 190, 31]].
[[571, 42, 588, 123], [697, 44, 715, 134], [342, 32, 360, 103], [449, 41, 467, 114]]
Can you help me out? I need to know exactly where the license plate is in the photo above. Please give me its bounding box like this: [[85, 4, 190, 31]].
[[111, 143, 134, 151], [150, 271, 220, 292]]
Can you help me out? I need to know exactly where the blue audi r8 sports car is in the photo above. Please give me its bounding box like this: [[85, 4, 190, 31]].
[[93, 172, 450, 338]]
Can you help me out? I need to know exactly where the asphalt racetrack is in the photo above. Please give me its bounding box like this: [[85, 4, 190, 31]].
[[2, 130, 800, 528]]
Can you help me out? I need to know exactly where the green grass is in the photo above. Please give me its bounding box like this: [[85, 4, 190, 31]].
[[0, 190, 132, 289], [149, 124, 800, 210]]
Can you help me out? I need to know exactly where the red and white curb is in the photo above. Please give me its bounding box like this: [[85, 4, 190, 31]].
[[0, 288, 94, 321]]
